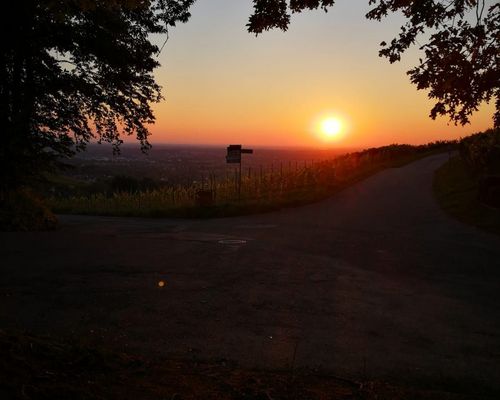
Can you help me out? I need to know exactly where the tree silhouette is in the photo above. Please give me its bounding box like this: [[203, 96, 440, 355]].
[[248, 0, 500, 128], [0, 0, 194, 191]]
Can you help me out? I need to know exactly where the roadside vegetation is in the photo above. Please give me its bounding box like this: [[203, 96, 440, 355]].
[[0, 188, 58, 231], [48, 142, 454, 218], [434, 128, 500, 235]]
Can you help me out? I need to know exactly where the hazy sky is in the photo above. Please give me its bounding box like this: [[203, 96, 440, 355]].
[[148, 0, 494, 148]]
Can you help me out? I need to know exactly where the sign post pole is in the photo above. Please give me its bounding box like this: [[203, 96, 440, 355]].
[[226, 144, 253, 202], [238, 160, 242, 201]]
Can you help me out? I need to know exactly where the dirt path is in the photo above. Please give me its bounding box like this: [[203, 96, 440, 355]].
[[2, 153, 500, 395]]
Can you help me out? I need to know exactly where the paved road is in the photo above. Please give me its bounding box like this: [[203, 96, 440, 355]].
[[2, 153, 500, 392]]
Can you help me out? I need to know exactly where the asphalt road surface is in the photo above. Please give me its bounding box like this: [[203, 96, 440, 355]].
[[2, 153, 500, 393]]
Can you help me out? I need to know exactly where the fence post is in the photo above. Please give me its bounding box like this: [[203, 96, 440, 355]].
[[234, 167, 238, 199]]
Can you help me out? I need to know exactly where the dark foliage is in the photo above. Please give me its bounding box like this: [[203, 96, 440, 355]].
[[248, 0, 336, 33], [0, 188, 58, 231], [248, 0, 500, 128], [0, 0, 194, 191], [459, 127, 500, 174], [458, 128, 500, 207]]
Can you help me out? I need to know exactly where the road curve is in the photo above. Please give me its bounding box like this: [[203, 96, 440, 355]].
[[2, 153, 500, 393]]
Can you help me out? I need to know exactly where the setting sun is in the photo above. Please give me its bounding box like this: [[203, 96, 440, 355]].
[[321, 118, 343, 138], [312, 115, 348, 143]]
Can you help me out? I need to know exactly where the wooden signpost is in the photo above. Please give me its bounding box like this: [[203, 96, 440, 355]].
[[226, 144, 253, 200]]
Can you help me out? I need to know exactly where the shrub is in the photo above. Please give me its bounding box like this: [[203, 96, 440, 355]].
[[459, 128, 500, 174], [0, 188, 58, 231]]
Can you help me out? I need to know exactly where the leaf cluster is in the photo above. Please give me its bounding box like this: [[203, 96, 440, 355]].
[[368, 0, 499, 127], [247, 0, 335, 34]]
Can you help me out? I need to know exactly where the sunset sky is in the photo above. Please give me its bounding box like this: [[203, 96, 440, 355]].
[[149, 0, 495, 148]]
